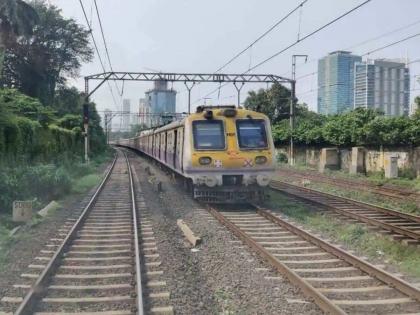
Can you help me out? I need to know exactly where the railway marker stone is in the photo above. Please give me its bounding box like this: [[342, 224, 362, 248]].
[[12, 200, 33, 222]]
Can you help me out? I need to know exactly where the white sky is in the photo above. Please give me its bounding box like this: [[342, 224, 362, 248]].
[[49, 0, 420, 117]]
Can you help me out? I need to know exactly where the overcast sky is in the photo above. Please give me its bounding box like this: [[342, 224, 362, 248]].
[[49, 0, 420, 118]]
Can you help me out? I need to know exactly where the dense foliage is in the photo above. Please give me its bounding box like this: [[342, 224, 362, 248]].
[[0, 88, 105, 163], [1, 1, 93, 105], [271, 107, 420, 147], [244, 83, 304, 124], [0, 1, 107, 214], [244, 86, 420, 147]]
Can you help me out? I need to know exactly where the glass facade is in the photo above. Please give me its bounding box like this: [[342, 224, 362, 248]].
[[354, 59, 410, 116], [317, 51, 362, 115]]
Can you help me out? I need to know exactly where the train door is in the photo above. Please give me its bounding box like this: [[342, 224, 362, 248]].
[[173, 129, 177, 169], [163, 132, 169, 163], [152, 134, 155, 157], [156, 133, 162, 160], [179, 127, 184, 172]]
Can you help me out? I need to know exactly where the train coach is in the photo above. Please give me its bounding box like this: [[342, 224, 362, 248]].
[[118, 105, 276, 203]]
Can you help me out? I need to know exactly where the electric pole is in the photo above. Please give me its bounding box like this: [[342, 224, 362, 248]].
[[290, 54, 308, 166]]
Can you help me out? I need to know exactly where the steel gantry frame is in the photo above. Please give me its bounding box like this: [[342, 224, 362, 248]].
[[83, 71, 295, 163]]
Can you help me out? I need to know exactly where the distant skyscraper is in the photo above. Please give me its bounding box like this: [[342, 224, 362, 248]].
[[354, 59, 410, 116], [318, 51, 362, 115], [122, 99, 131, 131], [139, 98, 150, 128], [145, 81, 176, 126]]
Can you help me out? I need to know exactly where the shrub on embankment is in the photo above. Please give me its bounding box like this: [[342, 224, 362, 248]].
[[0, 88, 107, 214], [271, 107, 420, 147]]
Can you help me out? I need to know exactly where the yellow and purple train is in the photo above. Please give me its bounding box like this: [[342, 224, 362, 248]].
[[118, 105, 275, 203]]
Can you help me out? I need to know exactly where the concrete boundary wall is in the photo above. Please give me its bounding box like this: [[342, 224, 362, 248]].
[[276, 145, 420, 176]]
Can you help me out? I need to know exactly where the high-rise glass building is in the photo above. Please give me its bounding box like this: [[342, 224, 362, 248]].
[[354, 59, 410, 116], [317, 51, 362, 114]]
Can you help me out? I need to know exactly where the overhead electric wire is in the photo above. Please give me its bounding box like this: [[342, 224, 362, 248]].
[[362, 32, 420, 56], [214, 0, 309, 73], [294, 18, 420, 81], [247, 0, 372, 73], [178, 0, 309, 106], [78, 0, 119, 111], [93, 0, 123, 96], [195, 0, 373, 104]]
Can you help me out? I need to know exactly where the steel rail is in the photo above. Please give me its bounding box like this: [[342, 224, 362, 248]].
[[255, 206, 420, 302], [123, 151, 144, 315], [271, 182, 420, 241], [272, 180, 420, 223], [206, 206, 347, 315], [275, 170, 420, 203], [15, 155, 118, 315]]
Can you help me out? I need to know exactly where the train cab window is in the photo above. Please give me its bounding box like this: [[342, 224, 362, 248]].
[[236, 119, 268, 149], [193, 120, 225, 150]]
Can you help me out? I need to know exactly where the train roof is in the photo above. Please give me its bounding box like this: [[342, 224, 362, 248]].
[[135, 106, 269, 138]]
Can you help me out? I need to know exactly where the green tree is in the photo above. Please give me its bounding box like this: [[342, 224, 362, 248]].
[[322, 108, 379, 146], [0, 0, 38, 79], [2, 1, 93, 105], [244, 83, 298, 124]]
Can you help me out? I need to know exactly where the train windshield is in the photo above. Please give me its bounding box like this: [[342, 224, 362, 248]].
[[193, 120, 225, 150], [236, 119, 268, 149]]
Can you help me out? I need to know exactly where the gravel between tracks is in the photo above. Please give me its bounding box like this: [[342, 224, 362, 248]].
[[128, 150, 322, 315]]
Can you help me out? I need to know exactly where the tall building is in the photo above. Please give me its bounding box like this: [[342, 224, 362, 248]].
[[146, 81, 176, 126], [354, 59, 410, 116], [318, 51, 362, 114], [139, 98, 151, 128], [122, 99, 131, 131]]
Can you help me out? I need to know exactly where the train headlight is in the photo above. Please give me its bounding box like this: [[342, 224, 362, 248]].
[[199, 157, 212, 165], [205, 176, 217, 187], [255, 156, 268, 165], [256, 174, 270, 186]]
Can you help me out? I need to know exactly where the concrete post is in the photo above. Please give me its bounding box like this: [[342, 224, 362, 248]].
[[319, 148, 339, 173], [349, 147, 366, 174]]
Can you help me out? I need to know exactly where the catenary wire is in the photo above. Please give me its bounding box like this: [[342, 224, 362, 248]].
[[194, 0, 373, 104], [78, 0, 120, 112]]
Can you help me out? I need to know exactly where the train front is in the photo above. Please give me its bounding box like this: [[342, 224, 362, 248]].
[[184, 106, 275, 203]]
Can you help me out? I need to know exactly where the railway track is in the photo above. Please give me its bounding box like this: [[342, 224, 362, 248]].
[[207, 205, 420, 315], [271, 180, 420, 245], [277, 168, 420, 204], [1, 150, 173, 315]]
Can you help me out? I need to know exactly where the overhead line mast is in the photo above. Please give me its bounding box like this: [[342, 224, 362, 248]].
[[78, 0, 120, 163]]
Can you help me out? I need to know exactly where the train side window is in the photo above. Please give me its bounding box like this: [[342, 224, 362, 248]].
[[236, 119, 268, 149], [192, 120, 225, 150]]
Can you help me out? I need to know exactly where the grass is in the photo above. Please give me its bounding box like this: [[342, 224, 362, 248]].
[[214, 288, 235, 314], [0, 215, 18, 270], [0, 151, 112, 270], [71, 174, 102, 194], [304, 182, 419, 215], [278, 162, 420, 190], [266, 191, 420, 278]]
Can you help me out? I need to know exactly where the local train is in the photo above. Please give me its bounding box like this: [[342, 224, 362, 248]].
[[117, 105, 276, 203]]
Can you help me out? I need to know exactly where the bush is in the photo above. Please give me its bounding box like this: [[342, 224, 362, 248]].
[[272, 108, 420, 147], [276, 152, 288, 164], [0, 164, 72, 214]]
